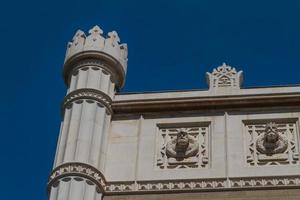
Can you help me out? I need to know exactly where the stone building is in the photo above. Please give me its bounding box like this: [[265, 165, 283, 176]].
[[47, 25, 300, 200]]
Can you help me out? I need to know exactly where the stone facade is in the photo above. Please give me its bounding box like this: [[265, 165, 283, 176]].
[[48, 25, 300, 200], [104, 189, 300, 200]]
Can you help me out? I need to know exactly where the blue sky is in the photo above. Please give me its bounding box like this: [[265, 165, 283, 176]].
[[1, 0, 300, 199]]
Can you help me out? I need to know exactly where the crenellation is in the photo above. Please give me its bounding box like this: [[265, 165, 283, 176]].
[[64, 26, 128, 78]]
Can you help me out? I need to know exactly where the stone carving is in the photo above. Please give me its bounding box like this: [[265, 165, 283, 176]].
[[63, 88, 112, 114], [107, 31, 120, 46], [244, 119, 299, 166], [49, 163, 300, 194], [48, 162, 106, 193], [156, 125, 209, 169], [64, 25, 128, 89], [165, 128, 199, 161], [65, 25, 128, 69], [256, 122, 288, 155], [105, 176, 300, 194], [206, 63, 243, 90], [105, 179, 226, 193], [67, 59, 121, 87], [230, 176, 300, 189]]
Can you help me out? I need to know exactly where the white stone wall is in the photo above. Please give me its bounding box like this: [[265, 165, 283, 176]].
[[104, 109, 300, 186]]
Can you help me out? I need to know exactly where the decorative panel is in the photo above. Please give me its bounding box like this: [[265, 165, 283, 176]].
[[243, 119, 300, 166], [155, 122, 210, 169]]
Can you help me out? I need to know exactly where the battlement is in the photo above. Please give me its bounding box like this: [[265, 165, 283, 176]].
[[64, 25, 128, 72]]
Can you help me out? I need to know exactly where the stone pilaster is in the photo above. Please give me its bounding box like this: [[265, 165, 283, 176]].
[[48, 25, 128, 200]]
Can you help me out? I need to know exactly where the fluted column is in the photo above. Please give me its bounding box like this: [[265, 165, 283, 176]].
[[48, 25, 128, 200]]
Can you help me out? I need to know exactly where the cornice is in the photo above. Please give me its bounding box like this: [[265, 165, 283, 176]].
[[112, 92, 300, 115]]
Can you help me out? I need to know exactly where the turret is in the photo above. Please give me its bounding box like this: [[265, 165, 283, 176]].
[[48, 25, 128, 200]]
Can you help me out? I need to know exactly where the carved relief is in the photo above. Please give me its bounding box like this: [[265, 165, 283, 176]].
[[165, 129, 199, 161], [156, 124, 209, 169], [206, 63, 243, 89], [256, 122, 288, 155], [105, 176, 300, 194], [48, 162, 106, 193], [244, 120, 300, 166], [63, 88, 112, 114]]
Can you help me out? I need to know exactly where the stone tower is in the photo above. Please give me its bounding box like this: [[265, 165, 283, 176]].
[[48, 25, 128, 200]]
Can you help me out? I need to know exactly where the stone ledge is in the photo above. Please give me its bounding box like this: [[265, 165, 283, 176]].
[[112, 93, 300, 115]]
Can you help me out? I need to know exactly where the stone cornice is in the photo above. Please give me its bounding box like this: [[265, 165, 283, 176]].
[[112, 93, 300, 115], [63, 88, 112, 114]]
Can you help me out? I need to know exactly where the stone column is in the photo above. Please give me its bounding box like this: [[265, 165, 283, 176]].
[[48, 25, 128, 200]]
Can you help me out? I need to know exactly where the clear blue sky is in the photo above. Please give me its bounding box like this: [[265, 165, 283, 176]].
[[1, 0, 300, 199]]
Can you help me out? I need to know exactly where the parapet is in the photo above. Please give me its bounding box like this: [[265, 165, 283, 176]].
[[63, 25, 128, 88]]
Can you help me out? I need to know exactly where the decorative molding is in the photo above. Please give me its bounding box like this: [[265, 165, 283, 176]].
[[156, 124, 209, 169], [244, 119, 300, 166], [206, 63, 243, 90], [136, 179, 226, 192], [112, 93, 300, 115], [63, 88, 112, 114], [105, 182, 136, 193], [48, 164, 300, 194], [105, 176, 300, 194], [48, 162, 106, 193], [105, 179, 226, 194], [65, 58, 122, 88], [230, 176, 300, 188]]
